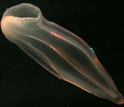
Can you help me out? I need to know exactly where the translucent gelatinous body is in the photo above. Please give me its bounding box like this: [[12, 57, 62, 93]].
[[1, 3, 124, 104]]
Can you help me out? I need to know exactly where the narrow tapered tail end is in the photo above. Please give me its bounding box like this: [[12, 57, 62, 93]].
[[116, 97, 124, 105]]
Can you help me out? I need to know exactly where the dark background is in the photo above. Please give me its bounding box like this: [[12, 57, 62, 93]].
[[0, 0, 124, 107]]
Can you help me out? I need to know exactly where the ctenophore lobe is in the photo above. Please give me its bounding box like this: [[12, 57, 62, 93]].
[[1, 3, 124, 104]]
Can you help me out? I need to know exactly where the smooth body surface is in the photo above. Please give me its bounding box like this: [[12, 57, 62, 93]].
[[1, 3, 124, 104]]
